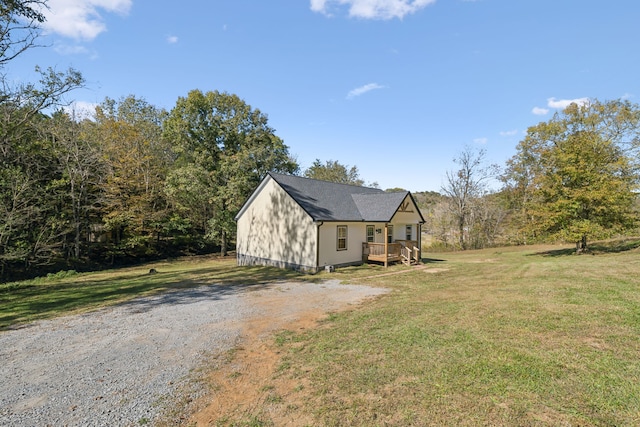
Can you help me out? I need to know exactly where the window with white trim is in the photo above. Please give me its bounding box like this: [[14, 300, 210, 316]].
[[366, 225, 374, 243], [337, 225, 347, 251], [406, 225, 412, 240], [387, 225, 393, 244]]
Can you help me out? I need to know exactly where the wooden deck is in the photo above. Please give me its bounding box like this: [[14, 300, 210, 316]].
[[365, 243, 402, 263], [363, 240, 420, 267]]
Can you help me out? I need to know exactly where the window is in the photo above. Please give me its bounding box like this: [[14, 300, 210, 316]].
[[387, 225, 393, 244], [337, 225, 347, 250], [366, 225, 374, 243], [406, 225, 412, 241]]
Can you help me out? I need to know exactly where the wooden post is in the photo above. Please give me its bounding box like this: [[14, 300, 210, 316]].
[[362, 242, 368, 263], [384, 224, 388, 268], [417, 223, 422, 264]]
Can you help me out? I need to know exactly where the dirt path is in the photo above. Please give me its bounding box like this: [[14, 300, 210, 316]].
[[185, 280, 390, 426]]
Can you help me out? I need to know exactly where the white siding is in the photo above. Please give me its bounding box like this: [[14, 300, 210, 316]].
[[318, 223, 367, 268], [236, 177, 317, 271], [237, 183, 425, 272]]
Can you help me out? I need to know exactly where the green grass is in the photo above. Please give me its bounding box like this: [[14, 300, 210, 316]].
[[272, 241, 640, 426], [4, 242, 640, 426], [0, 256, 309, 329]]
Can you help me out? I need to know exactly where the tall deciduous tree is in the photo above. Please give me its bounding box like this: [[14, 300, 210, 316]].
[[46, 110, 104, 260], [303, 159, 365, 186], [92, 96, 171, 250], [503, 99, 640, 251], [441, 147, 499, 250], [163, 90, 297, 255], [0, 1, 85, 275]]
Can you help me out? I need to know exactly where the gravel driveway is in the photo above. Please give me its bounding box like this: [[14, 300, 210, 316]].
[[0, 280, 387, 426]]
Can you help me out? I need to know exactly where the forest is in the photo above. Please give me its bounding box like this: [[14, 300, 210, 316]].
[[2, 1, 640, 282]]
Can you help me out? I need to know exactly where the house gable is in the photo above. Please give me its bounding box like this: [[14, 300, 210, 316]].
[[235, 175, 317, 271], [389, 193, 425, 224]]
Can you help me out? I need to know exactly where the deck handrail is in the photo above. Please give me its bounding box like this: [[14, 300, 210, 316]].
[[363, 241, 420, 266], [366, 242, 401, 256], [395, 240, 418, 249]]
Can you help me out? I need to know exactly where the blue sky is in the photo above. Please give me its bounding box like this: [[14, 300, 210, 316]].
[[9, 0, 639, 192]]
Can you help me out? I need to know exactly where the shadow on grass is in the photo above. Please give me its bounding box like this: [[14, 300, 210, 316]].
[[533, 238, 640, 257], [421, 257, 446, 263], [0, 263, 324, 330], [116, 282, 266, 315]]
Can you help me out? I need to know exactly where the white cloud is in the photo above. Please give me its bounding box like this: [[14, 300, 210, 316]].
[[64, 101, 98, 120], [532, 106, 549, 115], [54, 43, 91, 55], [346, 83, 385, 99], [473, 137, 488, 145], [311, 0, 436, 20], [310, 0, 328, 13], [40, 0, 132, 41], [547, 97, 590, 109], [499, 129, 518, 137], [167, 35, 178, 44]]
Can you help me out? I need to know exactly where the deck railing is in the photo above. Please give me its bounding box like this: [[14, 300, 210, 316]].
[[363, 240, 420, 266], [366, 242, 401, 259], [395, 240, 418, 249], [400, 240, 420, 265]]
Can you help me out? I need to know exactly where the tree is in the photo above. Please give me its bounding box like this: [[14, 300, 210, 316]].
[[164, 164, 214, 236], [424, 198, 454, 248], [46, 110, 104, 260], [500, 135, 543, 244], [91, 96, 172, 254], [0, 0, 87, 276], [303, 159, 364, 186], [441, 147, 499, 250], [0, 0, 46, 67], [503, 99, 640, 252], [1, 67, 84, 158], [163, 90, 298, 255], [1, 0, 84, 143], [0, 110, 66, 275]]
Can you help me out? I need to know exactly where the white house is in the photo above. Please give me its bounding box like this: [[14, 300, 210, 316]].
[[234, 172, 425, 273]]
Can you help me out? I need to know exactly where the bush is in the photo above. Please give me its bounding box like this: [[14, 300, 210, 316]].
[[46, 270, 78, 280]]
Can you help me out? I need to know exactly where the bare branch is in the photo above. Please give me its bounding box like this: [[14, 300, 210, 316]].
[[0, 0, 48, 67]]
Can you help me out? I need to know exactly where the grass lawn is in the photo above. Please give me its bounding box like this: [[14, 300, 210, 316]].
[[268, 241, 640, 426], [0, 255, 306, 329], [3, 242, 640, 426]]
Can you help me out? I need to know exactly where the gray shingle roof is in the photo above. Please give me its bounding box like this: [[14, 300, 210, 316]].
[[268, 172, 416, 222]]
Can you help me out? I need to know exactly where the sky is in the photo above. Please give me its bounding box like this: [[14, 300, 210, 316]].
[[8, 0, 640, 192]]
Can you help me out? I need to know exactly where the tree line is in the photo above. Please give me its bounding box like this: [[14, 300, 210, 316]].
[[422, 99, 640, 252], [1, 88, 300, 280], [3, 1, 640, 281], [1, 0, 299, 281]]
